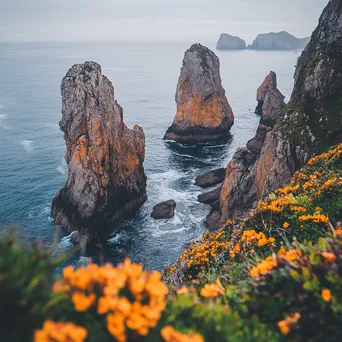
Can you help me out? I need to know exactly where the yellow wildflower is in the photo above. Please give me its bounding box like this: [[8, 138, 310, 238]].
[[321, 289, 332, 302], [34, 321, 87, 342], [200, 279, 224, 298]]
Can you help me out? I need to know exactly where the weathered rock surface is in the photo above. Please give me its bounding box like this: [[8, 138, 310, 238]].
[[207, 0, 342, 229], [198, 185, 222, 205], [255, 71, 286, 124], [164, 44, 234, 143], [51, 62, 147, 242], [195, 168, 226, 188], [151, 200, 176, 219], [216, 33, 246, 50], [248, 31, 310, 50]]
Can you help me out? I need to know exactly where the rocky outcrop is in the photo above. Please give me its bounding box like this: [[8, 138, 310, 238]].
[[164, 44, 234, 143], [198, 185, 222, 205], [216, 33, 246, 50], [255, 71, 285, 125], [151, 200, 176, 219], [248, 31, 310, 50], [207, 0, 342, 229], [51, 62, 147, 242], [195, 168, 226, 188]]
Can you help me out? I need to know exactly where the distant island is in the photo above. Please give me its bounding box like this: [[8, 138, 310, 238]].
[[216, 33, 246, 50], [216, 31, 310, 51]]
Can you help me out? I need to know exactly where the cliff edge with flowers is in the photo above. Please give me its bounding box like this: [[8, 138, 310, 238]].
[[2, 143, 342, 341]]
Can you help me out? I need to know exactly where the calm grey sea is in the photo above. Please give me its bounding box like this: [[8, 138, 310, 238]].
[[0, 41, 299, 270]]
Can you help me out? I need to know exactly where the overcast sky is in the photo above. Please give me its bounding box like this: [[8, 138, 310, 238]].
[[0, 0, 328, 43]]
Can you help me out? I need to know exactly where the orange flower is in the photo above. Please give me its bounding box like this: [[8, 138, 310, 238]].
[[321, 289, 332, 302], [283, 222, 290, 229], [34, 321, 87, 342], [321, 252, 336, 263], [72, 292, 96, 312], [277, 312, 300, 335], [176, 286, 189, 295], [161, 326, 204, 342], [200, 279, 224, 298]]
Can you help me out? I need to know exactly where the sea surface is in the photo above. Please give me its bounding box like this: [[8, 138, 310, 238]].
[[0, 41, 300, 270]]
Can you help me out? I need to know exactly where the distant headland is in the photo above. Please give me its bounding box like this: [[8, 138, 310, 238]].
[[216, 31, 310, 51]]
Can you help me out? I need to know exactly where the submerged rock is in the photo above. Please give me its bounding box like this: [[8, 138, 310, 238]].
[[216, 33, 246, 50], [164, 44, 234, 143], [208, 0, 342, 229], [151, 200, 176, 219], [51, 62, 147, 242], [248, 31, 310, 50], [195, 168, 226, 188]]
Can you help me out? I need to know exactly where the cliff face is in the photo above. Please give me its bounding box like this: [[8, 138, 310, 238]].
[[216, 33, 246, 50], [248, 31, 310, 50], [51, 62, 147, 242], [213, 0, 342, 228], [205, 72, 285, 228], [164, 44, 234, 142]]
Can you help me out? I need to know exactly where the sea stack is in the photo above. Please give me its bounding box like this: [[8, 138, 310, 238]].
[[255, 71, 285, 125], [51, 62, 147, 242], [164, 44, 234, 143], [216, 33, 246, 50]]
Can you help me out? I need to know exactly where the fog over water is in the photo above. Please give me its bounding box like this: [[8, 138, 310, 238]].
[[1, 0, 327, 43]]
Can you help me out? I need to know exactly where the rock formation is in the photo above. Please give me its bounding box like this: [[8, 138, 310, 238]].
[[248, 31, 310, 50], [198, 185, 222, 206], [164, 44, 234, 143], [151, 200, 176, 219], [51, 62, 147, 242], [207, 0, 342, 229], [254, 71, 285, 124], [216, 33, 246, 50], [195, 168, 226, 188]]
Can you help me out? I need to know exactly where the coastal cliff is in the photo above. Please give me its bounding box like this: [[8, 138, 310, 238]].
[[248, 31, 310, 50], [51, 62, 147, 242], [216, 33, 246, 50], [206, 72, 285, 229], [164, 44, 234, 142], [209, 0, 342, 229]]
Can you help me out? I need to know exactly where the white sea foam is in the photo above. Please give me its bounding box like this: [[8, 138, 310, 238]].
[[151, 226, 188, 238], [0, 114, 8, 129], [20, 140, 34, 152], [59, 234, 73, 250], [107, 233, 122, 244], [57, 166, 65, 175], [75, 256, 89, 267]]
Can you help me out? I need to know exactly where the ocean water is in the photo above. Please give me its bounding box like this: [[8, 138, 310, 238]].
[[0, 41, 299, 270]]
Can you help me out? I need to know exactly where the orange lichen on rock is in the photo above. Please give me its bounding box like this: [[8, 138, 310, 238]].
[[74, 137, 88, 164], [174, 93, 226, 129]]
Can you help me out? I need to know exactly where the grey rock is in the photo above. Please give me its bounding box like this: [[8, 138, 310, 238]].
[[216, 33, 246, 50], [198, 185, 222, 205], [151, 200, 176, 219], [195, 168, 226, 188]]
